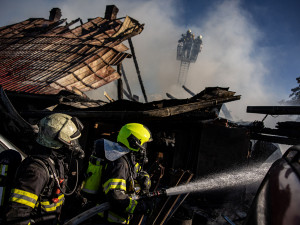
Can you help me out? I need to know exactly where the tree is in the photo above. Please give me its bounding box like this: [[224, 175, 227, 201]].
[[281, 77, 300, 105]]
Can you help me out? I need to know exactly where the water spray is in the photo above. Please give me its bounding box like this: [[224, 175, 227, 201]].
[[165, 163, 272, 196], [137, 162, 272, 199]]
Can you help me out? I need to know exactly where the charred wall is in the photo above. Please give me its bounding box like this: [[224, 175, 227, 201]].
[[172, 121, 250, 178]]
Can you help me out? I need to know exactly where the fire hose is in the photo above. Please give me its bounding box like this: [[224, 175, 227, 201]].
[[63, 190, 167, 225], [63, 202, 111, 225]]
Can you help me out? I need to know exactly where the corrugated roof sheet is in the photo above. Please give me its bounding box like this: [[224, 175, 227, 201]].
[[0, 14, 144, 94]]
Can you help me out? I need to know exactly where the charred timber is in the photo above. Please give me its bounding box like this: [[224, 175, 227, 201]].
[[166, 93, 176, 99], [117, 64, 123, 100], [21, 96, 241, 120], [251, 133, 300, 145], [182, 85, 195, 96], [128, 38, 148, 103], [258, 128, 300, 139], [247, 106, 300, 115], [277, 121, 300, 129]]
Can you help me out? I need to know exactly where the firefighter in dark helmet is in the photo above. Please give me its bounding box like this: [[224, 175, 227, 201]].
[[5, 113, 85, 225], [81, 123, 153, 224]]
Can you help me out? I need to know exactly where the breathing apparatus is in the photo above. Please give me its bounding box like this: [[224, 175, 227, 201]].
[[134, 143, 148, 168]]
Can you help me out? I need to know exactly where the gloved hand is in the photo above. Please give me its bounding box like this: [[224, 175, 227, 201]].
[[135, 199, 154, 215], [136, 171, 151, 192]]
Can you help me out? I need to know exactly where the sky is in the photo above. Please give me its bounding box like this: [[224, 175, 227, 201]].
[[1, 0, 299, 124]]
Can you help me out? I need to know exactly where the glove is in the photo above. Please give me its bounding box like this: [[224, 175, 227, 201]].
[[136, 171, 151, 192], [135, 199, 154, 215]]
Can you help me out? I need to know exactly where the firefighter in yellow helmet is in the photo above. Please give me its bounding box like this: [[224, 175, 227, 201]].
[[5, 113, 85, 225], [82, 123, 153, 224]]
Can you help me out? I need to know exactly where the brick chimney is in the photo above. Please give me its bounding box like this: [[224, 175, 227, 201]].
[[104, 5, 119, 20], [49, 8, 62, 22]]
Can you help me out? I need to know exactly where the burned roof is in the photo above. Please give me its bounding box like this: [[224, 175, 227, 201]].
[[0, 6, 144, 95], [0, 6, 242, 143], [15, 87, 241, 122]]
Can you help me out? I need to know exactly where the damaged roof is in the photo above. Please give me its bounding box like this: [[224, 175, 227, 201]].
[[17, 87, 241, 121], [0, 6, 144, 95], [0, 5, 241, 124]]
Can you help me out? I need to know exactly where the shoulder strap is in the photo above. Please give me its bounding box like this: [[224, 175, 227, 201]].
[[31, 158, 50, 180], [124, 154, 136, 177], [30, 156, 56, 196], [123, 155, 137, 194], [31, 155, 56, 174]]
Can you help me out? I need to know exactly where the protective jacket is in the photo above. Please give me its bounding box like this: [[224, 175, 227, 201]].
[[5, 147, 66, 225], [93, 139, 149, 224]]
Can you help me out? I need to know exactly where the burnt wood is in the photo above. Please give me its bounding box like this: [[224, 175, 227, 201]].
[[247, 106, 300, 115]]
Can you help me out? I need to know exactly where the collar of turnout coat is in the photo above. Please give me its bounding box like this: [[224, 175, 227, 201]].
[[104, 139, 130, 161]]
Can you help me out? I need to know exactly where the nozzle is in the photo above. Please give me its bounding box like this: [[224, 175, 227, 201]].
[[136, 189, 167, 200], [157, 188, 167, 196]]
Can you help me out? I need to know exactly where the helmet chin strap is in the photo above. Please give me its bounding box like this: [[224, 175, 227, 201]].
[[134, 140, 145, 151]]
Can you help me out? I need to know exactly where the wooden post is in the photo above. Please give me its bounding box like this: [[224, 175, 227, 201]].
[[121, 64, 133, 99], [128, 38, 148, 103], [117, 64, 123, 100]]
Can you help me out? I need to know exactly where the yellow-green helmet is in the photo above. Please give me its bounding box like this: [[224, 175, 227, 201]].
[[117, 123, 152, 152], [36, 113, 83, 149]]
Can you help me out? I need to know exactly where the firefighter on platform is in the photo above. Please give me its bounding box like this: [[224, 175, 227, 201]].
[[81, 123, 153, 224], [5, 113, 85, 225]]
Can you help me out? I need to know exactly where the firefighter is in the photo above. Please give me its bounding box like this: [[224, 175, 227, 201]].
[[83, 123, 153, 224], [5, 113, 85, 225]]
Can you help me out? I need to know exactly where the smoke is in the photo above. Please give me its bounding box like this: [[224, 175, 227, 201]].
[[0, 0, 287, 124], [186, 1, 275, 122]]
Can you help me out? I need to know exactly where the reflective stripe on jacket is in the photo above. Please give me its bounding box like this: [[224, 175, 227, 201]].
[[9, 188, 38, 208], [39, 193, 65, 212], [103, 178, 126, 194], [101, 154, 139, 224], [5, 154, 66, 225]]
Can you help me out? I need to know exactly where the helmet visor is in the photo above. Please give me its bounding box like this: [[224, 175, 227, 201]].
[[70, 117, 84, 139]]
